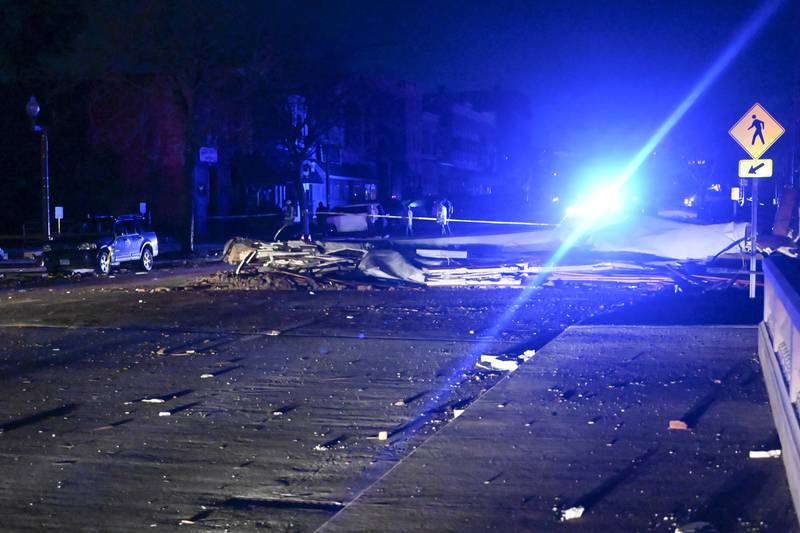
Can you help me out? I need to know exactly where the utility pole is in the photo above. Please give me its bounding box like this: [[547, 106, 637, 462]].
[[750, 180, 758, 299], [324, 144, 331, 207]]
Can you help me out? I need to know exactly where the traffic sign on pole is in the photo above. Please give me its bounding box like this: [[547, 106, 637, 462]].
[[738, 159, 773, 178], [729, 103, 784, 159], [729, 103, 784, 301]]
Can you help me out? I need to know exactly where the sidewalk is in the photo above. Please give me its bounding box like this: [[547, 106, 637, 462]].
[[319, 325, 797, 532]]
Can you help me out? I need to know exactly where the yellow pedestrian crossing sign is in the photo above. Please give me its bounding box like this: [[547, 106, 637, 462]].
[[729, 103, 784, 159]]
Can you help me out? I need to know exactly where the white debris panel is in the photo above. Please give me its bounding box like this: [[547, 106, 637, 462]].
[[586, 216, 748, 260], [394, 216, 748, 261], [357, 249, 425, 284]]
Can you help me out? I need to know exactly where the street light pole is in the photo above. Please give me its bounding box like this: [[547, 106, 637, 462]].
[[39, 126, 51, 242], [26, 96, 51, 241]]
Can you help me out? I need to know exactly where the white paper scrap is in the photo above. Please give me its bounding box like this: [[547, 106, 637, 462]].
[[561, 506, 585, 521], [749, 449, 781, 459], [480, 355, 519, 372]]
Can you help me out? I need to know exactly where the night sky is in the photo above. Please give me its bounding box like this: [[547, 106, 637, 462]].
[[285, 0, 796, 165], [2, 0, 796, 193]]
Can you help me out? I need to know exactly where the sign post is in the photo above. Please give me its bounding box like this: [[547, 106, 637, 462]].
[[750, 182, 758, 298], [54, 206, 63, 235], [729, 103, 784, 299]]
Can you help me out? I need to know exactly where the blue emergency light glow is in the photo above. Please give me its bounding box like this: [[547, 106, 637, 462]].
[[547, 0, 782, 268], [429, 0, 782, 434], [564, 181, 628, 220], [344, 0, 784, 506]]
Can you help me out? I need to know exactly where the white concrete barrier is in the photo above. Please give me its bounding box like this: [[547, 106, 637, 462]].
[[759, 257, 800, 525]]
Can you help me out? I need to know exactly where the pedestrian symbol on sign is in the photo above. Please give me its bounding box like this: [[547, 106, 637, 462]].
[[748, 114, 765, 145], [729, 103, 783, 159]]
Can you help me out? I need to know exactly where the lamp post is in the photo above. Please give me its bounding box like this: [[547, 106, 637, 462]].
[[26, 96, 51, 241]]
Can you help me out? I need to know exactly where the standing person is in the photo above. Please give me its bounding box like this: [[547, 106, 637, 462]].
[[316, 202, 327, 237], [367, 203, 378, 237], [445, 199, 454, 233], [283, 200, 295, 224], [405, 205, 414, 236], [437, 201, 451, 236]]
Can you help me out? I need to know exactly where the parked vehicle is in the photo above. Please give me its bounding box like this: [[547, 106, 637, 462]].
[[326, 203, 387, 233], [43, 215, 159, 275]]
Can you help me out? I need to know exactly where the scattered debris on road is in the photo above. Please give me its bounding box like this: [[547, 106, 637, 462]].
[[479, 354, 520, 372], [560, 505, 585, 521], [668, 420, 690, 431], [0, 263, 788, 531], [207, 233, 761, 293], [749, 449, 782, 459], [674, 521, 718, 533]]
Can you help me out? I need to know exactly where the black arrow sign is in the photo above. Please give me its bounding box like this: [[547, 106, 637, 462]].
[[748, 162, 765, 174]]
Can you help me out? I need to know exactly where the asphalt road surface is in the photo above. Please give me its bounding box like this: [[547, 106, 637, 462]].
[[0, 263, 789, 531], [322, 325, 796, 532]]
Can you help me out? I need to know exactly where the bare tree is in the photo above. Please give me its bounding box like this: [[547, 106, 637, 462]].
[[257, 75, 346, 238]]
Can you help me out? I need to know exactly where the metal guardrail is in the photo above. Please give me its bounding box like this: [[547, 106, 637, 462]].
[[759, 257, 800, 524]]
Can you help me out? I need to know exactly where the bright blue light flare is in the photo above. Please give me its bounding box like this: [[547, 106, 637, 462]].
[[431, 0, 784, 441], [343, 1, 786, 507], [557, 0, 783, 250], [564, 179, 633, 222], [445, 0, 786, 418]]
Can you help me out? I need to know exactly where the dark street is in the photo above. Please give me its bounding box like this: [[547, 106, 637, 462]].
[[1, 0, 799, 530], [0, 265, 793, 531], [0, 265, 636, 530]]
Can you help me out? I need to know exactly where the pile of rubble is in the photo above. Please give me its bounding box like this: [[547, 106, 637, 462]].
[[224, 239, 365, 274], [215, 237, 685, 290], [198, 269, 353, 290], [215, 238, 371, 290]]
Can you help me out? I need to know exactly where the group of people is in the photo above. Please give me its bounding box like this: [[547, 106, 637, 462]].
[[281, 198, 455, 239], [405, 199, 453, 237]]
